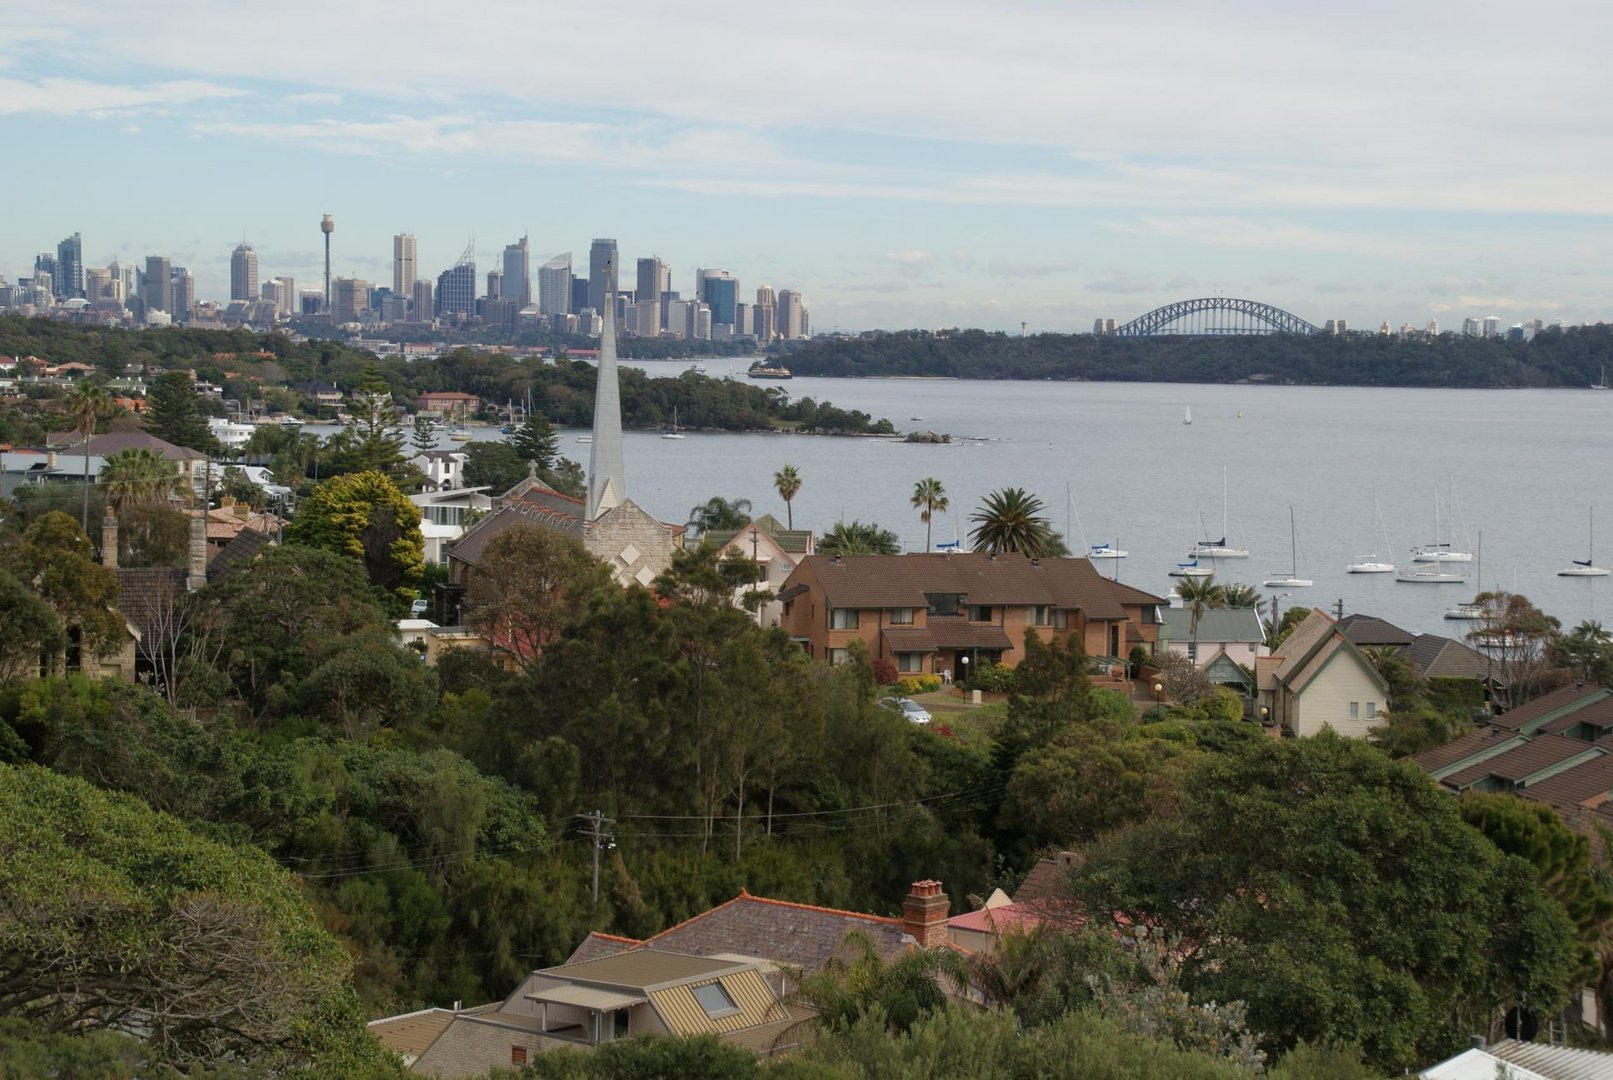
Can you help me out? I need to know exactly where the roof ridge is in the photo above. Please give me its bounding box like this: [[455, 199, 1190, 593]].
[[732, 893, 902, 925], [587, 931, 643, 945]]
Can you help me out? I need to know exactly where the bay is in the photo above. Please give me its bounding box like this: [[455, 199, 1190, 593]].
[[395, 361, 1613, 637]]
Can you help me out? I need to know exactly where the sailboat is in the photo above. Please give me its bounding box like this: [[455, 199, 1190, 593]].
[[1190, 466, 1249, 558], [1347, 498, 1396, 573], [1089, 541, 1127, 559], [1445, 534, 1488, 618], [1262, 508, 1313, 588], [1412, 487, 1472, 562], [1593, 366, 1610, 390], [661, 405, 687, 440], [1070, 483, 1126, 558], [1183, 406, 1192, 426], [1559, 507, 1611, 577], [1169, 558, 1214, 578]]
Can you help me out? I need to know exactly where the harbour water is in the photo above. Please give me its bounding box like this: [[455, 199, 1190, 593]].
[[431, 363, 1613, 637]]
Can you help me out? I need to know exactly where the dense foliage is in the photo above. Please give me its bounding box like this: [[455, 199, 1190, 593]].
[[783, 323, 1613, 387]]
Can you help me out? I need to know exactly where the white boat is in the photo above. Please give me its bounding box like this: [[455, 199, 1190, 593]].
[[575, 435, 593, 444], [1262, 507, 1313, 588], [1183, 406, 1192, 426], [690, 363, 708, 375], [1444, 603, 1486, 620], [1169, 558, 1214, 578], [1089, 542, 1127, 559], [1397, 566, 1466, 583], [1559, 507, 1611, 576], [1412, 487, 1473, 562], [1593, 365, 1610, 390], [661, 406, 687, 440], [1189, 466, 1249, 558], [1347, 498, 1395, 573]]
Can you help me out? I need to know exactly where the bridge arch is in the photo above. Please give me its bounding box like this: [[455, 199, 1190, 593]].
[[1112, 297, 1322, 337]]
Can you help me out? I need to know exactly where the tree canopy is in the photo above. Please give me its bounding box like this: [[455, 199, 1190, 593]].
[[286, 470, 424, 603]]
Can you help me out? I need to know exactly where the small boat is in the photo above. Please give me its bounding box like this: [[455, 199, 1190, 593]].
[[1088, 542, 1127, 559], [575, 435, 593, 444], [1412, 487, 1472, 561], [1169, 558, 1214, 578], [1559, 507, 1611, 577], [500, 424, 514, 435], [1189, 467, 1249, 557], [1593, 365, 1610, 390], [1183, 406, 1192, 426], [690, 363, 708, 375], [278, 416, 306, 428], [661, 406, 687, 440], [1262, 507, 1313, 588], [448, 431, 473, 443], [1397, 566, 1466, 584], [910, 416, 924, 421], [1444, 603, 1486, 621], [1347, 559, 1395, 574]]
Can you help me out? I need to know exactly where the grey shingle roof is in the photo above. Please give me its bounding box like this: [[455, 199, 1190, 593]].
[[634, 893, 911, 972], [1336, 613, 1414, 647], [1399, 634, 1497, 681], [45, 430, 207, 460], [1160, 607, 1263, 644]]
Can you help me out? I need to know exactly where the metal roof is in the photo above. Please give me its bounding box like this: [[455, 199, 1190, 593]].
[[525, 984, 646, 1011], [1160, 607, 1263, 643], [538, 950, 744, 990]]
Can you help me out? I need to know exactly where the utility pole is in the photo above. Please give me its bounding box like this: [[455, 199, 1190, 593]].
[[577, 810, 615, 904], [1334, 597, 1345, 622]]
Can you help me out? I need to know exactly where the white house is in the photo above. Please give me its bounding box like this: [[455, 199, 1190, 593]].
[[410, 486, 494, 566], [411, 449, 471, 492], [702, 514, 814, 628], [1255, 608, 1390, 738]]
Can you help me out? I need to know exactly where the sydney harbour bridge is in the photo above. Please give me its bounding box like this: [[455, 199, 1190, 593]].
[[1108, 297, 1323, 337]]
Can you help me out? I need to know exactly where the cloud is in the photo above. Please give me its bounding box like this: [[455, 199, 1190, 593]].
[[987, 258, 1078, 280], [1084, 270, 1155, 294], [0, 74, 243, 116], [1163, 274, 1198, 291], [885, 250, 936, 278], [284, 91, 342, 105], [1314, 281, 1363, 294]]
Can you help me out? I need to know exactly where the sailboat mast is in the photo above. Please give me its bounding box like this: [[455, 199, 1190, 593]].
[[1222, 466, 1228, 543], [1290, 506, 1297, 575]]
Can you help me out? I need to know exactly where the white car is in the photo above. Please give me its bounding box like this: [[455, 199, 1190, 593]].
[[881, 697, 932, 724], [410, 598, 430, 616]]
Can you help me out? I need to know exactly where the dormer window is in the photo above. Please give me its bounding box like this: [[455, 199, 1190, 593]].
[[692, 981, 741, 1019]]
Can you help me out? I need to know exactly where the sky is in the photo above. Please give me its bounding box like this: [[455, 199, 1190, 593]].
[[3, 1, 1612, 334]]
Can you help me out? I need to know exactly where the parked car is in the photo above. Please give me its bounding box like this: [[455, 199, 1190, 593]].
[[410, 598, 430, 617], [880, 697, 932, 724]]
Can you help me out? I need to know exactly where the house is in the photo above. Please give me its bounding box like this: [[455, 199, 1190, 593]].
[[1160, 606, 1264, 695], [411, 449, 470, 492], [42, 430, 210, 490], [776, 552, 1166, 680], [371, 950, 813, 1077], [411, 485, 493, 566], [701, 514, 814, 627], [416, 391, 482, 418], [448, 472, 685, 594], [291, 380, 343, 408], [945, 889, 1042, 956], [1420, 1038, 1613, 1079], [1254, 608, 1390, 737], [1336, 613, 1416, 649]]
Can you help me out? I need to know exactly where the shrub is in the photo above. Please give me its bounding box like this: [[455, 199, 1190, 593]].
[[897, 674, 942, 696], [964, 663, 1019, 694], [871, 657, 899, 685]]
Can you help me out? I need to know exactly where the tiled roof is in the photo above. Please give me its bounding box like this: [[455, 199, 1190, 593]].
[[1336, 613, 1415, 647], [1161, 607, 1264, 644], [1272, 609, 1337, 684], [565, 931, 643, 965], [1540, 696, 1613, 738], [925, 616, 1014, 650], [1441, 733, 1605, 790], [1399, 634, 1498, 681], [637, 892, 910, 972], [44, 430, 207, 460], [449, 476, 587, 564], [207, 526, 271, 582], [1412, 725, 1522, 776], [1492, 684, 1611, 733], [1517, 754, 1613, 813], [706, 515, 814, 556], [114, 567, 188, 643], [882, 627, 939, 653], [948, 903, 1041, 935], [1013, 853, 1080, 904], [796, 553, 1164, 619]]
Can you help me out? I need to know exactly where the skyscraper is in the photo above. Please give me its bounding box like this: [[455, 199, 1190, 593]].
[[588, 280, 625, 521], [412, 279, 433, 322], [486, 270, 503, 301], [778, 290, 805, 339], [230, 243, 258, 302], [143, 255, 173, 313], [333, 277, 369, 323], [393, 234, 417, 296], [33, 252, 60, 299], [502, 236, 531, 309], [56, 233, 83, 299], [436, 240, 477, 319], [538, 253, 572, 318], [636, 257, 667, 304], [699, 270, 739, 329], [274, 276, 296, 317], [171, 268, 194, 323], [587, 239, 617, 315]]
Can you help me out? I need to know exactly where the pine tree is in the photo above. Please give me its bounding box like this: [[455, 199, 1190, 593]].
[[144, 371, 219, 454], [511, 411, 560, 470]]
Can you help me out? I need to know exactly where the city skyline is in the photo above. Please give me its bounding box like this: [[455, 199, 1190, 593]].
[[2, 2, 1612, 332]]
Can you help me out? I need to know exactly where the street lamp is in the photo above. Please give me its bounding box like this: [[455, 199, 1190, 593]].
[[1152, 680, 1164, 702], [959, 655, 971, 686]]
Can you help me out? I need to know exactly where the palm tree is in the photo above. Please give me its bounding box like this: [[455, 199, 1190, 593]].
[[818, 520, 901, 556], [773, 464, 802, 529], [64, 382, 110, 533], [686, 495, 753, 537], [1220, 583, 1265, 613], [1175, 575, 1226, 661], [911, 478, 948, 553], [968, 487, 1057, 558], [98, 448, 188, 510]]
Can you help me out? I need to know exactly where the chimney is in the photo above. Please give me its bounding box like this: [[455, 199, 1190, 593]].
[[186, 513, 207, 592], [101, 509, 118, 569], [901, 880, 950, 949], [47, 450, 57, 470]]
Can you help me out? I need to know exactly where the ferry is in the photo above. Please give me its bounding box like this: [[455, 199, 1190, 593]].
[[746, 361, 792, 380]]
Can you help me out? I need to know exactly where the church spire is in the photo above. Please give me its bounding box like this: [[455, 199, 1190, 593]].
[[587, 279, 625, 520]]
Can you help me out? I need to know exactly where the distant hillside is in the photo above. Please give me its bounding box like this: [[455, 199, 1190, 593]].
[[779, 325, 1613, 388]]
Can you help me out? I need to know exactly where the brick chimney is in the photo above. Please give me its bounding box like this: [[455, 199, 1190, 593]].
[[100, 508, 118, 569], [186, 513, 208, 592], [901, 880, 950, 949]]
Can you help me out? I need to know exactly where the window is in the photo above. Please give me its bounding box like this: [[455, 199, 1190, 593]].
[[1366, 702, 1377, 719], [692, 981, 741, 1019], [889, 607, 915, 625], [827, 648, 848, 666], [613, 1009, 630, 1039], [1349, 701, 1360, 719], [511, 1046, 528, 1065], [1029, 605, 1052, 626], [829, 608, 859, 630], [897, 652, 924, 673], [967, 605, 993, 623], [1187, 642, 1198, 662], [1142, 606, 1159, 625]]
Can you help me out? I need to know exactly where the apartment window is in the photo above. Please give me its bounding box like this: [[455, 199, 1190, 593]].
[[1029, 605, 1052, 627], [1366, 702, 1377, 719], [693, 981, 741, 1019], [1349, 701, 1360, 719], [829, 608, 860, 630], [1142, 606, 1159, 625], [827, 648, 849, 666], [967, 605, 993, 623], [1053, 609, 1068, 629], [897, 652, 924, 673], [511, 1046, 528, 1065], [889, 608, 915, 625]]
